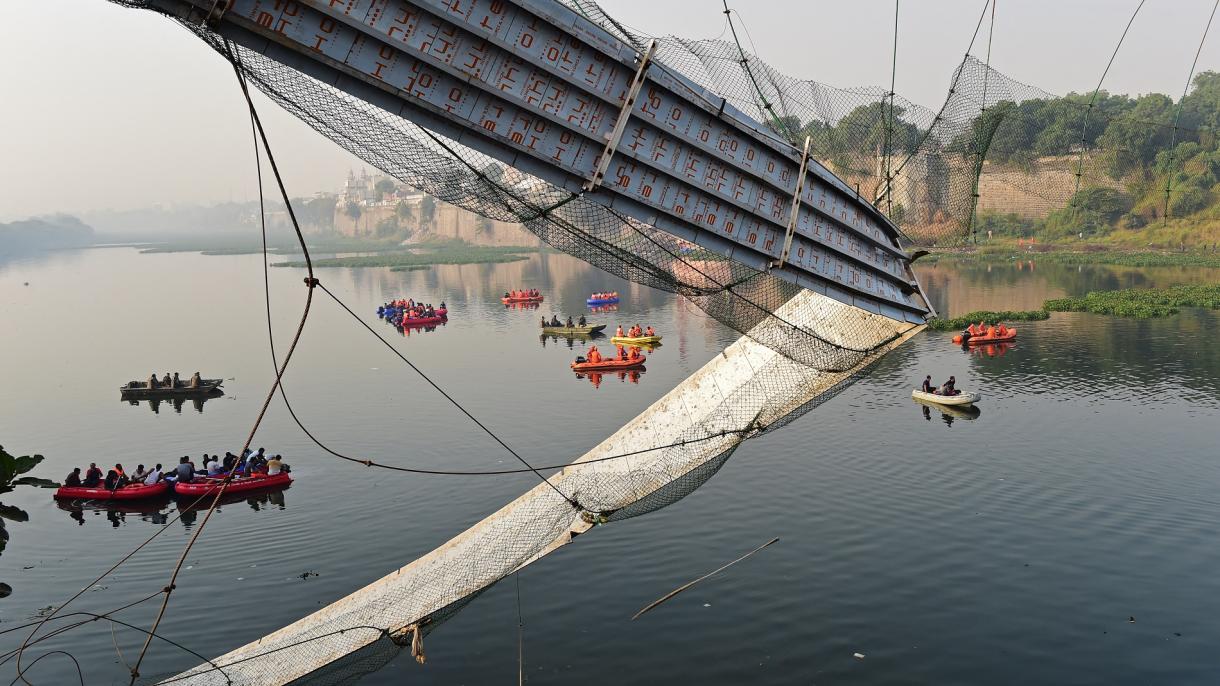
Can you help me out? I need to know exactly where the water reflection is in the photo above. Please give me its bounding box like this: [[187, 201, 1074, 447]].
[[54, 488, 289, 528], [539, 333, 602, 349], [122, 394, 221, 414], [915, 398, 983, 426], [574, 369, 645, 388]]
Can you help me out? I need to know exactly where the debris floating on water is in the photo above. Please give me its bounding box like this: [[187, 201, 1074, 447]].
[[853, 652, 866, 660]]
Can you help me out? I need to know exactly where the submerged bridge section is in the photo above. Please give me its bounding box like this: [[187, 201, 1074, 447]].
[[139, 0, 931, 322]]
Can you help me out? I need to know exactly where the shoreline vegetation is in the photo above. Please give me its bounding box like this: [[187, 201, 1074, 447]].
[[928, 284, 1220, 329], [918, 243, 1220, 269], [272, 239, 543, 270]]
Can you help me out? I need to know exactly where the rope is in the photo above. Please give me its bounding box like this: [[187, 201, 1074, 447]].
[[125, 42, 319, 684], [12, 487, 235, 684], [1163, 0, 1220, 222]]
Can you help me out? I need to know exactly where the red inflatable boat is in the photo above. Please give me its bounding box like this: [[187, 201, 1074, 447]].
[[571, 356, 646, 372], [399, 314, 448, 327], [54, 481, 171, 501], [173, 472, 293, 497]]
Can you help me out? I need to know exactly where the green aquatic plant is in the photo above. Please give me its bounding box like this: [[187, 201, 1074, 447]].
[[926, 309, 1050, 331], [274, 240, 539, 269], [1045, 284, 1220, 318], [0, 445, 58, 599]]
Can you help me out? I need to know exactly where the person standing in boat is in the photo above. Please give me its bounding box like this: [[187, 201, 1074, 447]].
[[540, 316, 547, 328], [171, 372, 180, 388]]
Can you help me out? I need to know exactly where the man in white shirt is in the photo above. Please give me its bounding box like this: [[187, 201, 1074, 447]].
[[206, 456, 223, 476], [144, 464, 163, 485]]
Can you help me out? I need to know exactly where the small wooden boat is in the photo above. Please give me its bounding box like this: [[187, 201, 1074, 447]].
[[542, 324, 606, 335], [120, 379, 223, 398], [502, 294, 543, 304], [54, 480, 172, 501], [572, 356, 646, 372], [610, 335, 662, 345], [173, 472, 293, 497], [911, 389, 981, 406]]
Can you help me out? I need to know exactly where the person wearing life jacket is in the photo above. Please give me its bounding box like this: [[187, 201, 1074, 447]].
[[646, 326, 655, 336], [997, 323, 1008, 337], [587, 346, 602, 363], [617, 345, 628, 361], [986, 325, 997, 338], [616, 325, 624, 337]]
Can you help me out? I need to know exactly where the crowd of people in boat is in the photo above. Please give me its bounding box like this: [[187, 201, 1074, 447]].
[[141, 371, 204, 389], [542, 314, 587, 328], [63, 448, 288, 490], [590, 291, 619, 300], [920, 375, 959, 396], [504, 288, 541, 300], [615, 324, 654, 338], [581, 344, 644, 364], [964, 322, 1012, 339], [382, 298, 446, 322]]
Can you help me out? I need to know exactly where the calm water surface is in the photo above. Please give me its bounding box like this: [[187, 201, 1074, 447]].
[[0, 248, 1218, 685]]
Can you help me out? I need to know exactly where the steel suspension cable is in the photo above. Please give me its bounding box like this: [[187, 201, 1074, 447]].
[[1163, 0, 1220, 222], [1072, 0, 1147, 201]]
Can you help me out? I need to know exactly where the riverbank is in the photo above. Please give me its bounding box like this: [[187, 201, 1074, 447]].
[[921, 243, 1220, 269], [272, 239, 542, 269]]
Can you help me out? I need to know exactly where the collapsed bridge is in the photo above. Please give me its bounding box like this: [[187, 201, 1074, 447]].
[[103, 0, 935, 683]]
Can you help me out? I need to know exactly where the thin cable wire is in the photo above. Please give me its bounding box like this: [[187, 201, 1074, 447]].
[[1072, 0, 1147, 200], [965, 0, 998, 241], [125, 42, 320, 684], [1164, 0, 1220, 221], [515, 572, 525, 686], [721, 0, 795, 140], [885, 0, 992, 188], [883, 0, 899, 216]]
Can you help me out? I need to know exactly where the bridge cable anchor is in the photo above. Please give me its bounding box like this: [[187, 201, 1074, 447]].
[[770, 135, 812, 270], [584, 40, 657, 193]]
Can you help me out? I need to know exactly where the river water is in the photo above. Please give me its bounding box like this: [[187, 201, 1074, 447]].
[[1, 247, 1218, 685]]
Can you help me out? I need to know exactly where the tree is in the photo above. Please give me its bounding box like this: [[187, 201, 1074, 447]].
[[375, 216, 400, 238], [344, 202, 362, 220], [374, 177, 396, 199], [1095, 93, 1175, 179], [420, 196, 437, 228]]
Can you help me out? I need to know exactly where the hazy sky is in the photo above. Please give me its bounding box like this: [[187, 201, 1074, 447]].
[[4, 0, 1220, 222]]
